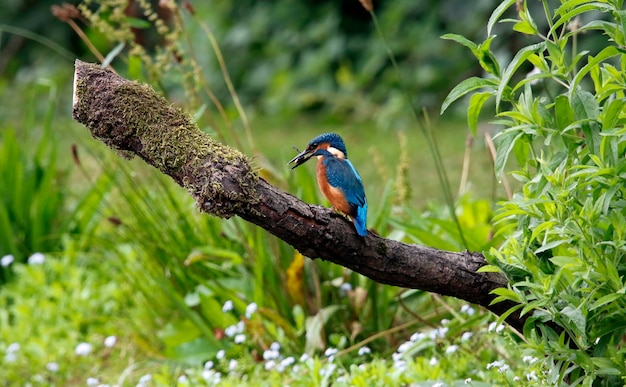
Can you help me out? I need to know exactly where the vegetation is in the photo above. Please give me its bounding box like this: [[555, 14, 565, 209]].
[[1, 0, 625, 385]]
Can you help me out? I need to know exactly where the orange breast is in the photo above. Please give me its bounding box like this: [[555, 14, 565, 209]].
[[317, 159, 351, 215]]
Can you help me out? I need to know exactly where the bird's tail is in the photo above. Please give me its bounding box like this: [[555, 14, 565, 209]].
[[353, 203, 368, 237]]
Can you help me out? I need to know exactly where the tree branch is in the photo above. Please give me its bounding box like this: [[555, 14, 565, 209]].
[[72, 60, 523, 332]]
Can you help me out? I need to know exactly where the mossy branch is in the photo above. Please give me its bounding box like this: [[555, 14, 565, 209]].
[[72, 60, 524, 332]]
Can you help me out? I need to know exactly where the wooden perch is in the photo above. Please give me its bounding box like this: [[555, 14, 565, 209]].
[[72, 60, 524, 332]]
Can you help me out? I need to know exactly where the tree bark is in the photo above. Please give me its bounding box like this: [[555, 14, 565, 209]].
[[72, 60, 524, 332]]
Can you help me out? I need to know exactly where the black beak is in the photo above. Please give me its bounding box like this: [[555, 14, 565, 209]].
[[288, 147, 314, 169]]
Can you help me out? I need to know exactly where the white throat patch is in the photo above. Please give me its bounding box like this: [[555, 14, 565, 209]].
[[327, 146, 345, 159]]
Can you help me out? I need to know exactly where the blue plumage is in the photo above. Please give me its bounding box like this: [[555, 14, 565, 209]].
[[289, 133, 368, 237]]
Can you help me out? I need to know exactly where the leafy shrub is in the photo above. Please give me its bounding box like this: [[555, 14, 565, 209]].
[[443, 0, 626, 384]]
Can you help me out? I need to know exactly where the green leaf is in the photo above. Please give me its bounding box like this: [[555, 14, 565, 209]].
[[441, 33, 478, 51], [440, 77, 497, 114], [601, 97, 625, 130], [477, 264, 502, 273], [476, 36, 501, 76], [570, 46, 620, 95], [554, 95, 575, 131], [571, 88, 601, 155], [184, 246, 243, 265], [560, 305, 587, 341], [487, 0, 517, 36], [467, 91, 493, 137], [493, 129, 525, 177], [127, 55, 143, 80], [496, 42, 545, 109], [125, 16, 152, 29], [513, 21, 537, 35], [491, 287, 522, 303], [590, 293, 623, 311], [102, 42, 125, 68], [305, 305, 343, 353]]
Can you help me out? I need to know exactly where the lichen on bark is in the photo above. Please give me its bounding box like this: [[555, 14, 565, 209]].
[[72, 60, 258, 217]]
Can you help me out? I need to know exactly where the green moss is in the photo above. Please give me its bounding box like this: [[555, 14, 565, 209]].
[[74, 61, 260, 218]]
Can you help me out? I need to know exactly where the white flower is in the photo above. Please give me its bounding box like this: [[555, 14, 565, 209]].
[[234, 334, 246, 344], [228, 359, 238, 371], [138, 374, 152, 384], [319, 363, 336, 376], [464, 378, 472, 384], [394, 359, 407, 372], [263, 349, 279, 360], [392, 352, 402, 362], [28, 252, 45, 265], [177, 375, 188, 383], [410, 332, 425, 342], [280, 356, 295, 368], [224, 325, 238, 337], [429, 357, 438, 366], [397, 341, 412, 353], [4, 352, 17, 362], [299, 353, 310, 362], [339, 283, 352, 295], [202, 370, 221, 383], [265, 360, 276, 370], [523, 355, 538, 364], [204, 360, 214, 370], [245, 302, 257, 318], [499, 364, 510, 373], [75, 342, 93, 356], [527, 370, 538, 381], [6, 343, 20, 353], [202, 369, 215, 381], [357, 346, 371, 356], [216, 349, 225, 360], [460, 304, 475, 316], [236, 321, 245, 333], [270, 341, 280, 352], [486, 360, 505, 370], [461, 332, 473, 342], [104, 336, 117, 348], [488, 322, 505, 333], [222, 300, 233, 312], [46, 362, 59, 372], [324, 347, 338, 357], [428, 327, 448, 340], [433, 383, 444, 387], [440, 319, 450, 325], [1, 254, 14, 267], [445, 345, 458, 354], [86, 377, 99, 386]]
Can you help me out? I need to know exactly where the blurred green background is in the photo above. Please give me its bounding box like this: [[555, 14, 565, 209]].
[[0, 0, 608, 385]]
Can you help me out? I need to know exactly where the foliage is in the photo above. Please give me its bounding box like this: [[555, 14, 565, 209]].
[[144, 306, 535, 387], [7, 0, 626, 385], [0, 252, 144, 385], [443, 0, 626, 384], [47, 0, 506, 125], [0, 81, 110, 284]]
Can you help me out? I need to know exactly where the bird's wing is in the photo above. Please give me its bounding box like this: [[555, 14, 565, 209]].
[[324, 158, 367, 207]]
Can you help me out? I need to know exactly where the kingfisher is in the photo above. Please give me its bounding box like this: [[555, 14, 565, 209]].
[[289, 133, 368, 237]]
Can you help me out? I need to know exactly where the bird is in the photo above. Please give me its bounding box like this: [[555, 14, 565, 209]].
[[288, 133, 368, 237]]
